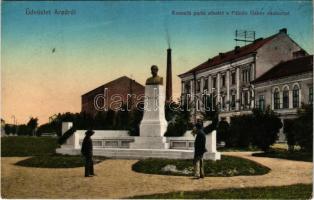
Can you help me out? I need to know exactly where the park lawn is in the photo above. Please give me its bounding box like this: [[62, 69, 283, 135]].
[[1, 136, 59, 157], [130, 184, 312, 199], [1, 136, 106, 168], [132, 155, 270, 177], [252, 148, 312, 162], [15, 155, 106, 168]]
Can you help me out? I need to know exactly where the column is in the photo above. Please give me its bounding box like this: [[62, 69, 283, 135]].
[[289, 90, 293, 108], [226, 70, 230, 111], [279, 91, 283, 109], [200, 77, 204, 93], [208, 75, 212, 94], [200, 77, 205, 111], [181, 81, 185, 94], [236, 67, 240, 110], [250, 88, 255, 109], [251, 63, 255, 81], [271, 91, 274, 110], [190, 79, 194, 101], [217, 73, 221, 106], [299, 87, 302, 107]]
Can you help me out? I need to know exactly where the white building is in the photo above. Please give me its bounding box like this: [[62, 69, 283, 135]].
[[178, 28, 307, 123], [252, 55, 313, 141]]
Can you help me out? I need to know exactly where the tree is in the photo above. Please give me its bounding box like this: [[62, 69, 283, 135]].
[[293, 104, 313, 152], [128, 104, 144, 136], [165, 102, 192, 137], [251, 107, 282, 152], [115, 104, 130, 130], [36, 123, 56, 136], [217, 120, 230, 144], [283, 119, 296, 151], [229, 115, 254, 148], [27, 117, 38, 136]]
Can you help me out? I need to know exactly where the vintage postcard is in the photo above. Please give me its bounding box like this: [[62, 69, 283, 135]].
[[1, 0, 313, 199]]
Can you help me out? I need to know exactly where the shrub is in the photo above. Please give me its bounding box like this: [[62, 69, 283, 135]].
[[165, 102, 192, 137], [229, 115, 254, 148], [293, 104, 313, 152], [216, 120, 230, 143], [283, 119, 296, 151], [251, 108, 282, 152]]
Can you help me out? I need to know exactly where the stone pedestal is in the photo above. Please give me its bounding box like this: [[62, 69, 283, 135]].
[[130, 85, 169, 149]]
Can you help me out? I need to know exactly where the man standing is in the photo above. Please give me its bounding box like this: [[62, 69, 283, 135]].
[[194, 119, 207, 179], [81, 130, 95, 177]]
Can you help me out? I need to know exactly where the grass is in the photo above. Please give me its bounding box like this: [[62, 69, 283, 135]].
[[132, 155, 270, 177], [253, 148, 312, 162], [1, 136, 59, 157], [130, 184, 313, 199], [15, 155, 106, 168], [2, 136, 106, 168]]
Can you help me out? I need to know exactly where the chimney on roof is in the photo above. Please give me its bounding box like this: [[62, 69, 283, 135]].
[[279, 28, 287, 34], [166, 48, 172, 102]]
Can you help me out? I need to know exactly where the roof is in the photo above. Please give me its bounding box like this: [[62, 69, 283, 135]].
[[178, 32, 280, 78], [82, 76, 144, 97], [251, 55, 313, 84]]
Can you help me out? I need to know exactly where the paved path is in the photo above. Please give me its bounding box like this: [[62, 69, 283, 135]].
[[1, 152, 312, 198]]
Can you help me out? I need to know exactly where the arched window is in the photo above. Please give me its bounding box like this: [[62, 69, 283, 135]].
[[283, 87, 289, 109], [293, 85, 299, 108], [274, 88, 280, 109], [259, 95, 265, 111]]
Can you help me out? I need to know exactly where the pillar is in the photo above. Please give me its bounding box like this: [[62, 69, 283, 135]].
[[236, 67, 240, 110], [217, 73, 221, 106], [226, 70, 230, 111]]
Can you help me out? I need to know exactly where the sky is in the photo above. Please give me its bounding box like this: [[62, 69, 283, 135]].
[[1, 0, 313, 125]]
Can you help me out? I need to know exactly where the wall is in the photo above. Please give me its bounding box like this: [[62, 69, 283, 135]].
[[256, 33, 303, 78]]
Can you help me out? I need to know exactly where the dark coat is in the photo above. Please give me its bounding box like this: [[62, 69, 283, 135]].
[[194, 128, 207, 157], [81, 136, 93, 157]]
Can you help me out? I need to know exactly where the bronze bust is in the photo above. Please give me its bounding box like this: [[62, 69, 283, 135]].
[[145, 65, 163, 85]]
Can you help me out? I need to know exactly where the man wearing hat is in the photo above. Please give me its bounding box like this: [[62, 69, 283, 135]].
[[81, 129, 95, 177], [193, 119, 207, 179]]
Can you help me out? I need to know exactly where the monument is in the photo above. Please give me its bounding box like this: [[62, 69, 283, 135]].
[[130, 65, 169, 149], [56, 65, 221, 160]]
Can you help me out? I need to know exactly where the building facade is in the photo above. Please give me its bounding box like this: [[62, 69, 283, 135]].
[[81, 76, 145, 116], [252, 55, 313, 141], [178, 28, 307, 123]]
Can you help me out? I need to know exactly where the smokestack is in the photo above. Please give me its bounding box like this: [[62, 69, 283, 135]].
[[166, 48, 172, 102]]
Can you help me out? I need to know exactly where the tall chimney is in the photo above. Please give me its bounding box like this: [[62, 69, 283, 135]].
[[166, 48, 172, 102]]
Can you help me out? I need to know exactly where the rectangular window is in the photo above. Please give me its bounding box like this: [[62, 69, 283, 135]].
[[309, 87, 313, 104], [247, 68, 251, 82], [212, 77, 216, 89], [231, 72, 236, 85], [231, 95, 236, 109], [185, 82, 190, 94], [196, 80, 201, 92], [222, 75, 225, 87], [244, 91, 249, 105], [204, 78, 208, 92]]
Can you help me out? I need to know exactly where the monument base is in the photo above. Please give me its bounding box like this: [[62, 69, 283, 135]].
[[129, 136, 169, 149], [56, 147, 221, 160]]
